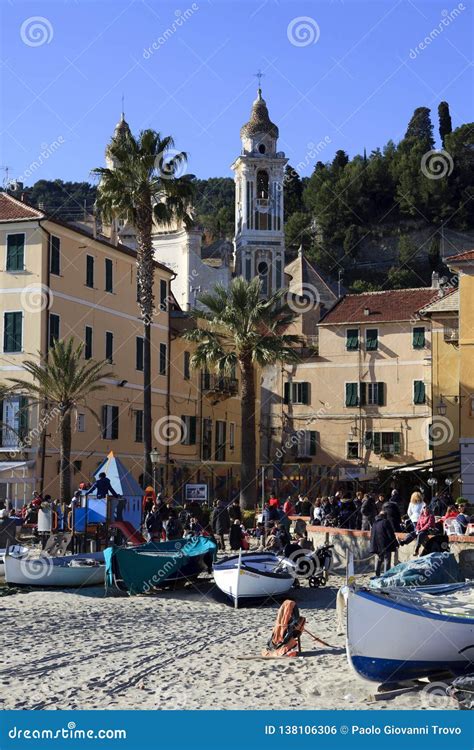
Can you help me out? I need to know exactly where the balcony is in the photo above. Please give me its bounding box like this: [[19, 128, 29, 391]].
[[201, 373, 238, 396]]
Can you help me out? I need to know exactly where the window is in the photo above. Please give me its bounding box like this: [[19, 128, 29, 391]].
[[49, 313, 60, 347], [134, 410, 143, 443], [6, 234, 25, 272], [413, 326, 425, 349], [365, 431, 401, 454], [3, 312, 22, 353], [347, 441, 359, 459], [105, 258, 113, 293], [365, 329, 378, 351], [136, 337, 144, 371], [85, 326, 93, 360], [202, 418, 212, 461], [229, 422, 235, 450], [414, 380, 426, 405], [159, 343, 167, 376], [50, 236, 60, 275], [345, 382, 358, 407], [284, 382, 310, 405], [183, 351, 191, 380], [159, 279, 168, 311], [105, 331, 114, 363], [296, 430, 317, 458], [0, 395, 28, 448], [215, 420, 226, 462], [366, 382, 385, 406], [346, 328, 359, 351], [102, 404, 119, 439], [77, 413, 85, 432], [86, 255, 94, 288], [181, 415, 197, 445], [245, 256, 252, 281]]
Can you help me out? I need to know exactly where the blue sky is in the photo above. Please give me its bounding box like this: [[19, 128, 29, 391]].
[[1, 0, 472, 185]]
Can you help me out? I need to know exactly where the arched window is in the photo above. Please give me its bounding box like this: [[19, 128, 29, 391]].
[[256, 169, 269, 199]]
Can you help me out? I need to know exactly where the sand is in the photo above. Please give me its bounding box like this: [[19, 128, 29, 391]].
[[0, 575, 448, 711]]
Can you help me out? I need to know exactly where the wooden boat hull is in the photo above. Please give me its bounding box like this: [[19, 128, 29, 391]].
[[346, 587, 474, 682], [4, 552, 105, 587], [213, 553, 294, 601]]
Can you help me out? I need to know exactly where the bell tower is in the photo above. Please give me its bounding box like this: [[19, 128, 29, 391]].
[[231, 85, 287, 296]]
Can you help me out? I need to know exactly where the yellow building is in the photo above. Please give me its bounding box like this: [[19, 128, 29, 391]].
[[447, 251, 474, 502]]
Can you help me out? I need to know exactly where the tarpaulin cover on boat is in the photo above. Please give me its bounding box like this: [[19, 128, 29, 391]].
[[369, 552, 465, 589], [104, 536, 217, 595]]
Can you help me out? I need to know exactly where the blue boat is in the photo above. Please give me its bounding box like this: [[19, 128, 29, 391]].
[[104, 536, 217, 595]]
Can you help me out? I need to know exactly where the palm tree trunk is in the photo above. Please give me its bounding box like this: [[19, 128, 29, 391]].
[[239, 355, 257, 510], [59, 409, 72, 501], [136, 210, 154, 489]]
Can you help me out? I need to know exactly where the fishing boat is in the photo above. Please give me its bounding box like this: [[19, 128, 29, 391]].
[[344, 584, 474, 683], [213, 551, 295, 604], [0, 545, 29, 578], [4, 551, 105, 588], [104, 536, 217, 595]]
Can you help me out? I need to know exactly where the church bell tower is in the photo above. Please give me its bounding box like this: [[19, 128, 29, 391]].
[[232, 85, 287, 296]]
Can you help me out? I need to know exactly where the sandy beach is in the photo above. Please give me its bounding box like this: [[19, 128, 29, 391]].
[[0, 576, 443, 711]]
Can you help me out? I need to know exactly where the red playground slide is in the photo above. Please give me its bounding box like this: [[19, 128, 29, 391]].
[[110, 521, 146, 546]]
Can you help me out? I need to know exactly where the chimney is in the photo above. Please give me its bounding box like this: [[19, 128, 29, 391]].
[[298, 244, 304, 258], [431, 271, 440, 289]]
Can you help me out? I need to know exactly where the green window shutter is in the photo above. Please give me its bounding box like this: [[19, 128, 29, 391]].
[[359, 382, 366, 406], [309, 431, 317, 456], [160, 279, 168, 311], [50, 236, 60, 275], [284, 382, 290, 404], [86, 255, 94, 287], [189, 416, 197, 445], [105, 258, 113, 292], [111, 406, 119, 439], [85, 326, 93, 359], [364, 431, 372, 449], [346, 329, 359, 350], [135, 411, 143, 442], [4, 312, 22, 353], [101, 406, 107, 439], [18, 396, 28, 440], [377, 382, 385, 406], [49, 313, 60, 348], [373, 432, 381, 454], [414, 380, 425, 404], [6, 234, 25, 271], [366, 329, 378, 351], [345, 382, 358, 407], [413, 327, 425, 349], [302, 382, 310, 405], [393, 432, 401, 454], [136, 337, 144, 371]]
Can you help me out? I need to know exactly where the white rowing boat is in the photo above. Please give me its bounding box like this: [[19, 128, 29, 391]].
[[213, 552, 294, 603], [0, 545, 28, 578], [4, 551, 105, 588], [343, 584, 474, 683]]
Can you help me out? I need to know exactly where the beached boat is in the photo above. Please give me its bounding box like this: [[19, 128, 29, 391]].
[[4, 551, 105, 588], [0, 545, 28, 578], [344, 584, 474, 682], [104, 536, 217, 595], [213, 551, 295, 603]]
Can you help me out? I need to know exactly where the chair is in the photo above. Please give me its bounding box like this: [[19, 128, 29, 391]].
[[443, 518, 461, 535]]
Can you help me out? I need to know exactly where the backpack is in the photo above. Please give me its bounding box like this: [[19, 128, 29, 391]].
[[261, 600, 306, 657]]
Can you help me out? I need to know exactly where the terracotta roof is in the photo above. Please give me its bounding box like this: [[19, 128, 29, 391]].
[[446, 248, 474, 263], [420, 287, 459, 315], [0, 192, 44, 221], [319, 288, 440, 325]]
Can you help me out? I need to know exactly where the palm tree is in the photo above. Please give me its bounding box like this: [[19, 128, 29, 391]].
[[8, 338, 113, 501], [185, 277, 300, 509], [93, 128, 193, 487]]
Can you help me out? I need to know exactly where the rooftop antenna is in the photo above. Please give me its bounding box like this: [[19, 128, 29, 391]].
[[0, 166, 13, 189]]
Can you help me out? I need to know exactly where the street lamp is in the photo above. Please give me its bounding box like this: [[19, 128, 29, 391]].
[[149, 448, 161, 493], [427, 475, 438, 500], [437, 398, 447, 416]]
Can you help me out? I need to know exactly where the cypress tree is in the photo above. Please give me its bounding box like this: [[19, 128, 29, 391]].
[[438, 101, 452, 147]]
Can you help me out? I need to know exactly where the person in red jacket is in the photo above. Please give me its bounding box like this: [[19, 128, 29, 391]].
[[400, 501, 436, 555], [283, 497, 295, 516]]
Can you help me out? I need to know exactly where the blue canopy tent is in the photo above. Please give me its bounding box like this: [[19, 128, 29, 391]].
[[75, 451, 142, 531]]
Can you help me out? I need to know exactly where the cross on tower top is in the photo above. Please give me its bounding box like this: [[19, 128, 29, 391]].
[[253, 69, 264, 93]]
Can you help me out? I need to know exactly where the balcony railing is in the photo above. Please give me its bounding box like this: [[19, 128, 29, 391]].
[[201, 373, 238, 395]]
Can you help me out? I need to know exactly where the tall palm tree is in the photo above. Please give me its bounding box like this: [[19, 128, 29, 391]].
[[185, 277, 300, 509], [8, 338, 113, 501], [93, 128, 193, 487]]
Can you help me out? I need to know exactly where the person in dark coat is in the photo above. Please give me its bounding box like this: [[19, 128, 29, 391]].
[[145, 504, 163, 542], [228, 499, 242, 523], [382, 498, 402, 532], [229, 519, 244, 551], [211, 499, 230, 551], [370, 511, 399, 576], [360, 494, 377, 530], [85, 473, 119, 499]]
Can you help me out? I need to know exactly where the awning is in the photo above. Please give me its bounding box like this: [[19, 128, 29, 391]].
[[0, 460, 35, 473]]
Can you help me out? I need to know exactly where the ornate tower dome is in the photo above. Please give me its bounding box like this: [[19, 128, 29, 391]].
[[240, 88, 279, 140]]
